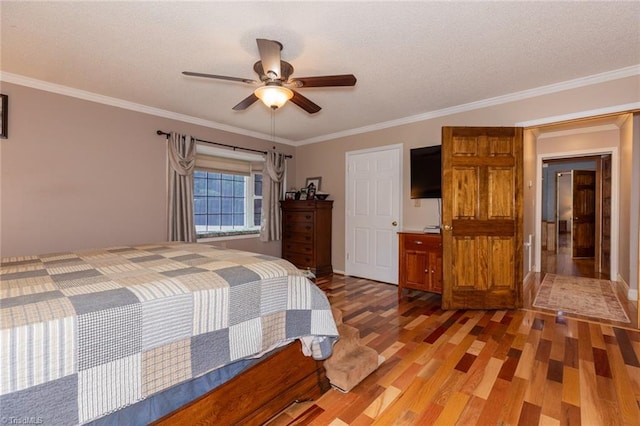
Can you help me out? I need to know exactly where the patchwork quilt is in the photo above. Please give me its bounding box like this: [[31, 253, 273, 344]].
[[0, 243, 338, 425]]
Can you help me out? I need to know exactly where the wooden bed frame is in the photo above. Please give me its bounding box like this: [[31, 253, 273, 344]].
[[152, 341, 330, 425]]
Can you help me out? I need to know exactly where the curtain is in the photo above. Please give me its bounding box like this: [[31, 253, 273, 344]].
[[260, 151, 286, 242], [167, 132, 197, 242]]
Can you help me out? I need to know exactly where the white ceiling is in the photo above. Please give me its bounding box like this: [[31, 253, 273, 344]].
[[2, 1, 639, 144]]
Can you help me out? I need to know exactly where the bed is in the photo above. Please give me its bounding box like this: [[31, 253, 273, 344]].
[[1, 242, 338, 425]]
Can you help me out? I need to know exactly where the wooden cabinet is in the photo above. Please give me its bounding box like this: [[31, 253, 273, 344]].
[[398, 232, 442, 296], [281, 200, 333, 277]]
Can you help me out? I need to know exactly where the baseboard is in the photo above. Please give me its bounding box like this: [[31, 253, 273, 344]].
[[617, 274, 636, 301], [523, 270, 536, 284]]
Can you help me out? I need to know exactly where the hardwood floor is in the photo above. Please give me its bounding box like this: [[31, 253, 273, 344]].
[[540, 233, 608, 280], [537, 231, 635, 326], [269, 274, 640, 425]]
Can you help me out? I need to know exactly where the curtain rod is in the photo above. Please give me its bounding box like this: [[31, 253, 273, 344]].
[[156, 130, 292, 159]]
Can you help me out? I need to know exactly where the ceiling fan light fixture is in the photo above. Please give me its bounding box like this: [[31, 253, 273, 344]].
[[254, 85, 293, 109]]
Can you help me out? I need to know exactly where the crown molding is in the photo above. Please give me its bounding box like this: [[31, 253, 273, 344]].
[[2, 64, 638, 146], [0, 72, 293, 145], [295, 65, 640, 145], [515, 102, 640, 128], [536, 124, 621, 140]]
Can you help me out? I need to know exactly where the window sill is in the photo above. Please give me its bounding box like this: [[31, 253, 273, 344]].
[[197, 230, 260, 242]]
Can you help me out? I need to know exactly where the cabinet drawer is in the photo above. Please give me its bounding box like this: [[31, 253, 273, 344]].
[[284, 222, 314, 233], [403, 236, 438, 251], [283, 232, 314, 244], [284, 211, 314, 223], [284, 252, 314, 267], [283, 242, 313, 255]]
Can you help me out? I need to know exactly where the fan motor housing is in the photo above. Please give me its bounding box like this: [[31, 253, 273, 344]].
[[254, 61, 294, 82]]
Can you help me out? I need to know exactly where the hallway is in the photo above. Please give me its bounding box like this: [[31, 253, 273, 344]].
[[540, 232, 608, 280], [532, 232, 636, 328]]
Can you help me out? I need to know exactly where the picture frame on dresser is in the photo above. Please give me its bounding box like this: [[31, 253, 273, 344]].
[[305, 177, 322, 191]]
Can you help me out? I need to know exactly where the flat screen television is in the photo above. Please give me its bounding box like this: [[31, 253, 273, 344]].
[[410, 145, 442, 199]]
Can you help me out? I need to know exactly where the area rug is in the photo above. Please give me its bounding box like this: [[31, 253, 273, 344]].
[[533, 274, 630, 323]]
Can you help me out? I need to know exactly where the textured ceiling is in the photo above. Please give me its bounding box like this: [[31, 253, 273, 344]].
[[1, 1, 639, 144]]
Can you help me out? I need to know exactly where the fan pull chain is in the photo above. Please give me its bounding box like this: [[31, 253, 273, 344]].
[[271, 109, 276, 144]]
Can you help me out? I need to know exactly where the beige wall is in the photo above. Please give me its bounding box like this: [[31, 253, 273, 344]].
[[2, 74, 638, 273], [0, 82, 294, 257], [537, 129, 620, 155], [294, 75, 639, 273]]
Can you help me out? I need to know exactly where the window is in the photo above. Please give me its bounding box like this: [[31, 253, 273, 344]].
[[194, 170, 262, 236]]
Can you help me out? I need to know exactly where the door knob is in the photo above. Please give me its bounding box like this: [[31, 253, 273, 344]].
[[443, 225, 453, 231], [392, 221, 398, 226]]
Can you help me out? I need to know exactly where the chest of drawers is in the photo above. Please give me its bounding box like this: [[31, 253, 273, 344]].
[[281, 200, 333, 277]]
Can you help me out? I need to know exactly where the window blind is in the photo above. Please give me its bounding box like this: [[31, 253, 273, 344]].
[[194, 144, 264, 175], [195, 155, 253, 176]]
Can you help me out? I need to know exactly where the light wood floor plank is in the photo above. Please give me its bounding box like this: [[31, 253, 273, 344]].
[[562, 366, 581, 407], [362, 385, 401, 420], [497, 375, 528, 425], [579, 359, 607, 425], [605, 339, 640, 424], [541, 380, 563, 421], [433, 391, 469, 426], [472, 356, 503, 399]]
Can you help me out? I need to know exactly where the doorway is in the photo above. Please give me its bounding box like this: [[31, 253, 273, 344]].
[[542, 160, 604, 279], [535, 148, 619, 282]]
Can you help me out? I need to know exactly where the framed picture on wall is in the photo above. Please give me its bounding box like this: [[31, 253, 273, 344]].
[[0, 94, 7, 139]]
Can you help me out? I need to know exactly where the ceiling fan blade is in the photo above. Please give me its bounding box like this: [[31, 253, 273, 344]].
[[183, 71, 256, 85], [256, 39, 282, 79], [232, 93, 259, 111], [290, 90, 321, 114], [291, 74, 357, 88]]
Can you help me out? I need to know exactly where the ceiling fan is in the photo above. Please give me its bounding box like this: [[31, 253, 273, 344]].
[[183, 39, 357, 114]]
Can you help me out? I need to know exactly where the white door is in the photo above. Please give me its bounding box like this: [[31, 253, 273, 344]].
[[345, 145, 402, 284]]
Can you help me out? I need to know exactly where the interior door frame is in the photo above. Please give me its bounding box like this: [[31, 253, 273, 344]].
[[344, 143, 403, 282], [534, 147, 619, 280]]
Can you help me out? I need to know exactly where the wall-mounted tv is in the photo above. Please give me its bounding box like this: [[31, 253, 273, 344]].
[[410, 145, 442, 199]]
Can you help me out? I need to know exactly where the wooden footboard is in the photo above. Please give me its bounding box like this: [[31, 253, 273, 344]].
[[152, 341, 330, 425]]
